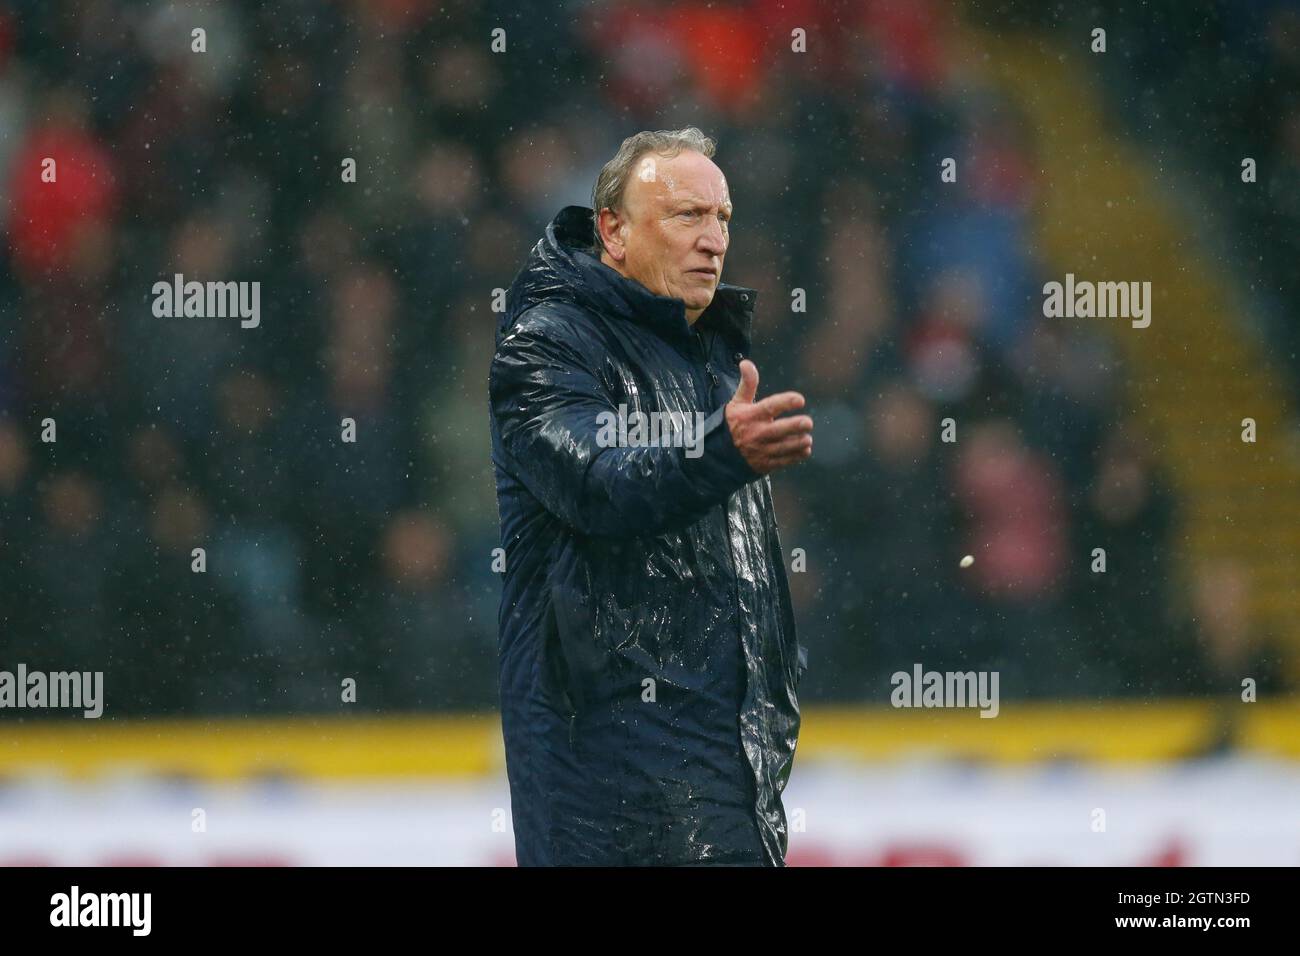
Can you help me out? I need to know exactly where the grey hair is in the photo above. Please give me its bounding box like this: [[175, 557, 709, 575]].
[[590, 127, 717, 256]]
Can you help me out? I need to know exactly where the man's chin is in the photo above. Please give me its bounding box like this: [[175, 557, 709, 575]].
[[683, 290, 716, 313]]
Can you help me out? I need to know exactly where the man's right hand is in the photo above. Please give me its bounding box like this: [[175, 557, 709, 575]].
[[724, 360, 813, 475]]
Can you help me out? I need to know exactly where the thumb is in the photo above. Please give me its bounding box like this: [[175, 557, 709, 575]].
[[732, 359, 758, 404]]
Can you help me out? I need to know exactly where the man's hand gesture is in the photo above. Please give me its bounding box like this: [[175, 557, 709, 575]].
[[724, 360, 813, 475]]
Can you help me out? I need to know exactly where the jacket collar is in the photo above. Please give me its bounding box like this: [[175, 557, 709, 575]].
[[549, 205, 756, 353]]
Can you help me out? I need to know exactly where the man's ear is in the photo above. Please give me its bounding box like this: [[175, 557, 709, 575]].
[[597, 207, 627, 263]]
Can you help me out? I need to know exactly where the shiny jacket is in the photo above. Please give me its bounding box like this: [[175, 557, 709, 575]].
[[488, 205, 806, 866]]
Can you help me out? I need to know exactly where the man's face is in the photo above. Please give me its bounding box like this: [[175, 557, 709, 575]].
[[598, 149, 732, 323]]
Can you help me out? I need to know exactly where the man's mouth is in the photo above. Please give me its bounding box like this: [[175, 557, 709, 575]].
[[688, 267, 718, 277]]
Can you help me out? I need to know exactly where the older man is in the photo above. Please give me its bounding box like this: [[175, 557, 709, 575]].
[[489, 127, 812, 866]]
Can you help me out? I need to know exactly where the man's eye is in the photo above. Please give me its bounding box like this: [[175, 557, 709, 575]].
[[678, 210, 698, 220]]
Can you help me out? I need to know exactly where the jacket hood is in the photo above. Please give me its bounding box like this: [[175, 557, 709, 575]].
[[501, 205, 756, 354]]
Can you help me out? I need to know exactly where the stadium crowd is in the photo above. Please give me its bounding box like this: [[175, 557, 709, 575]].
[[0, 0, 1287, 716]]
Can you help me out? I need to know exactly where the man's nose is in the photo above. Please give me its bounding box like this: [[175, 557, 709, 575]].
[[698, 216, 727, 256]]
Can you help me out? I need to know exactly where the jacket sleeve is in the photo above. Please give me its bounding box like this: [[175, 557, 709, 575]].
[[490, 315, 760, 537]]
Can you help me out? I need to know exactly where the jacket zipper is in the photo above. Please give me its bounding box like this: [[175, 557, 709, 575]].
[[695, 327, 720, 391], [694, 324, 765, 857]]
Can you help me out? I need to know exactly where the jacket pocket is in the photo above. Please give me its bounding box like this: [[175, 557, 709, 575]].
[[537, 604, 577, 721], [551, 584, 602, 715]]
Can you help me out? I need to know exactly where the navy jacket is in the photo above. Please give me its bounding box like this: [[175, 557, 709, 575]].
[[488, 205, 806, 866]]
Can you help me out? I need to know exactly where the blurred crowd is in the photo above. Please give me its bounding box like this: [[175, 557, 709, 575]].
[[1087, 0, 1300, 388], [0, 0, 1287, 717]]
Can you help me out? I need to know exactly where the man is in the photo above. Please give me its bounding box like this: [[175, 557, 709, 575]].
[[489, 127, 813, 866]]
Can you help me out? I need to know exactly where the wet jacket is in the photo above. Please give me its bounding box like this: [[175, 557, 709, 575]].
[[488, 205, 806, 866]]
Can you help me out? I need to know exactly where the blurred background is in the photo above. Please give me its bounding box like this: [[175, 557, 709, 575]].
[[1, 0, 1298, 865]]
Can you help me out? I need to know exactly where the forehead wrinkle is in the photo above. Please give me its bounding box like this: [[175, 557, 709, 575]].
[[639, 156, 732, 215], [669, 191, 734, 213], [685, 176, 730, 210], [668, 171, 730, 204]]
